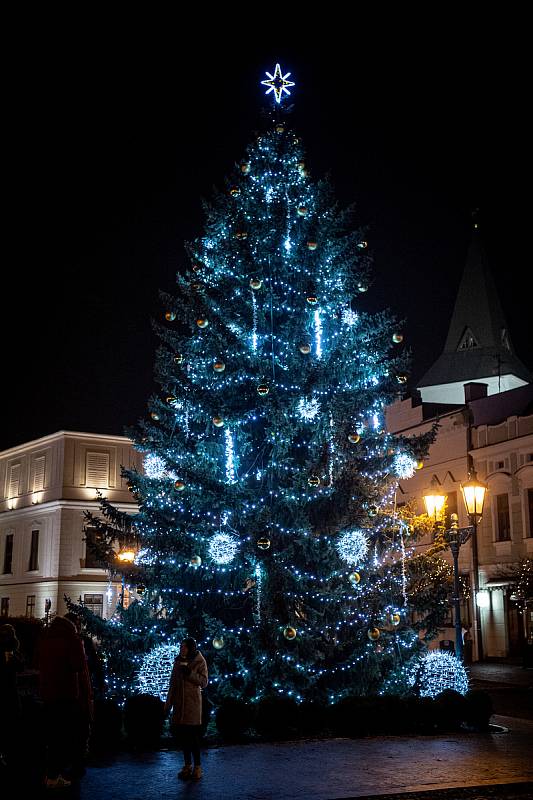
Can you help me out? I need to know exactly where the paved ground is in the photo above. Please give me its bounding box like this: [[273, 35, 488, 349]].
[[470, 662, 533, 720], [72, 723, 532, 800]]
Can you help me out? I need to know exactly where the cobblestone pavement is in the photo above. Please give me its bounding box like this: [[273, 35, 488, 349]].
[[69, 727, 533, 800], [470, 663, 533, 689]]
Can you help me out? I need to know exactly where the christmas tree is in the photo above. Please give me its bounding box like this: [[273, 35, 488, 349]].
[[81, 66, 450, 704]]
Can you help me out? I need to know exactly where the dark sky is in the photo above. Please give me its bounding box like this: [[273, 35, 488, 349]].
[[5, 15, 532, 451]]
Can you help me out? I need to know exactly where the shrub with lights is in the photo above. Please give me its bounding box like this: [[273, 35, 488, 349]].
[[80, 66, 452, 706]]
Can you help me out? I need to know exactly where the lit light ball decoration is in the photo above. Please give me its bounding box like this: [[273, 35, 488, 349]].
[[297, 396, 321, 421], [208, 533, 239, 565], [143, 453, 167, 480], [336, 529, 369, 565], [136, 643, 180, 701], [393, 453, 418, 480], [415, 651, 469, 698]]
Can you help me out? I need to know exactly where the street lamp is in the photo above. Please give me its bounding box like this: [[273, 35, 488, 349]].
[[422, 477, 447, 524], [460, 468, 487, 661], [116, 545, 136, 608]]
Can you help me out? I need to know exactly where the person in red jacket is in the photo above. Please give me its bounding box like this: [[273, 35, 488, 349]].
[[38, 616, 93, 788]]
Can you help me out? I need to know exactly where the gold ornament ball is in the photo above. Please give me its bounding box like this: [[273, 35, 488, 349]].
[[166, 395, 176, 405], [174, 480, 186, 492], [297, 206, 308, 216], [196, 318, 209, 329], [257, 537, 271, 550], [174, 353, 185, 364], [306, 295, 318, 305], [235, 230, 248, 240], [358, 240, 368, 249], [348, 432, 361, 444], [192, 263, 202, 273], [275, 123, 285, 133], [212, 416, 224, 428], [230, 186, 240, 196], [396, 373, 408, 384], [367, 627, 381, 641], [150, 412, 160, 421], [212, 637, 225, 650], [283, 626, 297, 641], [392, 333, 404, 344], [299, 343, 312, 354], [165, 311, 176, 322], [416, 460, 424, 470], [250, 277, 263, 290], [190, 282, 204, 293], [308, 475, 320, 487], [348, 571, 361, 586], [368, 505, 378, 517], [357, 283, 368, 293], [307, 241, 318, 251], [389, 612, 401, 627], [297, 161, 306, 170], [241, 163, 250, 175], [213, 361, 226, 373], [257, 383, 269, 396], [189, 555, 202, 567]]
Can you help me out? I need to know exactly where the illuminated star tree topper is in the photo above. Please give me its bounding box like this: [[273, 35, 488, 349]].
[[261, 63, 295, 104]]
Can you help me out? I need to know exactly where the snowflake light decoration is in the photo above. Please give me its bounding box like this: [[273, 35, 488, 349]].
[[143, 453, 167, 480], [261, 63, 295, 104], [393, 453, 418, 480], [341, 307, 358, 327], [336, 529, 369, 565], [413, 651, 469, 698], [136, 643, 180, 700], [297, 396, 321, 421], [208, 532, 239, 565]]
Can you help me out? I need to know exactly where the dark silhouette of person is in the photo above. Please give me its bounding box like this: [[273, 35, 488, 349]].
[[38, 616, 93, 788], [0, 624, 23, 769]]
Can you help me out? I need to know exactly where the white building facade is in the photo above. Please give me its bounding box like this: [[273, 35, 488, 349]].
[[0, 431, 141, 621]]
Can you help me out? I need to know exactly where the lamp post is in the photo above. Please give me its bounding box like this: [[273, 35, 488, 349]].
[[116, 545, 136, 608], [443, 514, 474, 661], [460, 468, 488, 661]]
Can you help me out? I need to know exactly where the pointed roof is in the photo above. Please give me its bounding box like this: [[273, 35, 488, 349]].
[[418, 225, 531, 393]]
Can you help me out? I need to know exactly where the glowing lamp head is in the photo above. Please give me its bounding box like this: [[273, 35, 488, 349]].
[[460, 470, 487, 521], [423, 478, 446, 520], [117, 548, 136, 564]]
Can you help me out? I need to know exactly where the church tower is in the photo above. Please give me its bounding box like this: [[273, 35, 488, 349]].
[[417, 221, 531, 404]]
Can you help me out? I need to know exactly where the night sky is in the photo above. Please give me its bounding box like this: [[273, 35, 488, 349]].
[[5, 17, 532, 451]]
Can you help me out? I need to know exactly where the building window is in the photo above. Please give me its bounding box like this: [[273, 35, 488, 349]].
[[84, 528, 106, 569], [496, 461, 505, 470], [28, 530, 39, 571], [3, 534, 13, 574], [26, 595, 36, 618], [32, 456, 46, 492], [1, 598, 9, 618], [528, 489, 533, 538], [83, 593, 104, 617], [7, 464, 21, 498], [458, 327, 479, 350], [86, 452, 110, 489], [495, 493, 511, 541]]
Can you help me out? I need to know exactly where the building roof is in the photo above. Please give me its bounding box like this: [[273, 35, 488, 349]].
[[418, 227, 531, 390]]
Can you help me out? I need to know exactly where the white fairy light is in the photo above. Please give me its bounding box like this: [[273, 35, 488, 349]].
[[225, 428, 237, 484], [255, 562, 263, 622], [314, 308, 322, 359], [394, 453, 418, 480], [136, 643, 180, 700], [251, 291, 258, 351], [297, 396, 321, 421], [208, 532, 239, 565], [336, 529, 369, 565]]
